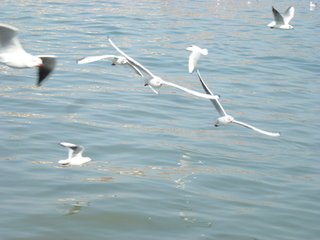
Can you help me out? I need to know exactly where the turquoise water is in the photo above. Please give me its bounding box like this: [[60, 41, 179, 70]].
[[1, 0, 319, 239]]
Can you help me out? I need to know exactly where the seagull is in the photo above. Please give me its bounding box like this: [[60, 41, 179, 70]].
[[108, 37, 219, 100], [58, 142, 92, 166], [310, 1, 317, 10], [0, 24, 56, 86], [186, 45, 208, 73], [196, 70, 280, 137], [267, 6, 295, 29], [77, 54, 144, 76]]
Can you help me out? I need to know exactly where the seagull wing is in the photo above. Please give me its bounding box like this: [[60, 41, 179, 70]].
[[161, 79, 219, 100], [196, 70, 227, 116], [283, 6, 295, 25], [147, 85, 159, 94], [272, 6, 284, 25], [126, 61, 144, 77], [232, 119, 280, 137], [0, 24, 24, 53], [60, 142, 84, 158], [108, 37, 155, 77], [77, 55, 119, 64], [37, 55, 56, 86]]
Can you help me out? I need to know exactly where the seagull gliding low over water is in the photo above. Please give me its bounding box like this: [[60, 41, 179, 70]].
[[196, 70, 280, 137]]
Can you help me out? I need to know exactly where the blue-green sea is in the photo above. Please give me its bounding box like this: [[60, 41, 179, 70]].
[[1, 1, 319, 239]]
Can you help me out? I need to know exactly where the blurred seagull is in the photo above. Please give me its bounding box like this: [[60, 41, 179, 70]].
[[0, 24, 56, 86], [58, 142, 92, 166], [108, 37, 219, 100], [196, 70, 280, 137], [310, 1, 317, 10], [186, 45, 208, 73], [268, 6, 295, 29], [77, 54, 143, 76]]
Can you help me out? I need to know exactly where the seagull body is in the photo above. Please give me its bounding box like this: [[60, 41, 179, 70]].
[[268, 6, 295, 29], [77, 54, 144, 76], [108, 37, 219, 100], [58, 142, 92, 166], [196, 70, 280, 137], [186, 45, 208, 73], [0, 24, 56, 86]]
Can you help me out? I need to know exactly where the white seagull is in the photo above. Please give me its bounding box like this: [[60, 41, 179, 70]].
[[310, 1, 318, 10], [108, 37, 219, 100], [77, 54, 144, 76], [186, 45, 208, 73], [0, 24, 56, 86], [196, 70, 280, 137], [58, 142, 92, 166], [268, 6, 295, 29]]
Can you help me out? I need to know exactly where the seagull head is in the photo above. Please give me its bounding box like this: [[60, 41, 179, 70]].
[[27, 56, 43, 68]]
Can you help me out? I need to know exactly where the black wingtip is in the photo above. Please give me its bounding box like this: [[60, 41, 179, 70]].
[[37, 65, 51, 86], [37, 57, 56, 86]]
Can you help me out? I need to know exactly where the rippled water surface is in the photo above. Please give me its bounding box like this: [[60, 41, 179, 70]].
[[1, 1, 319, 239]]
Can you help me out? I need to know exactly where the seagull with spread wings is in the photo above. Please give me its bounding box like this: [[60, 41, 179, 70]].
[[268, 6, 295, 29], [196, 70, 280, 137], [58, 142, 92, 166]]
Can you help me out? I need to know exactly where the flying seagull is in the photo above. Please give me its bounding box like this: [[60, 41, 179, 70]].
[[0, 24, 56, 86], [310, 1, 318, 10], [186, 45, 208, 73], [77, 54, 144, 76], [108, 37, 219, 100], [268, 6, 295, 29], [196, 70, 280, 137], [58, 142, 92, 166]]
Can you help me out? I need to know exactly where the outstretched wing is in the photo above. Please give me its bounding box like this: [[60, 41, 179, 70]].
[[232, 119, 280, 137], [126, 61, 144, 77], [161, 79, 219, 100], [108, 37, 154, 77], [37, 55, 56, 86], [196, 69, 226, 116], [60, 142, 84, 158], [77, 55, 118, 64], [272, 6, 284, 25], [283, 6, 294, 25], [0, 24, 24, 53]]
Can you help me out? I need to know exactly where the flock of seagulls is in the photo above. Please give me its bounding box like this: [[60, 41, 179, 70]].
[[2, 4, 312, 165]]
